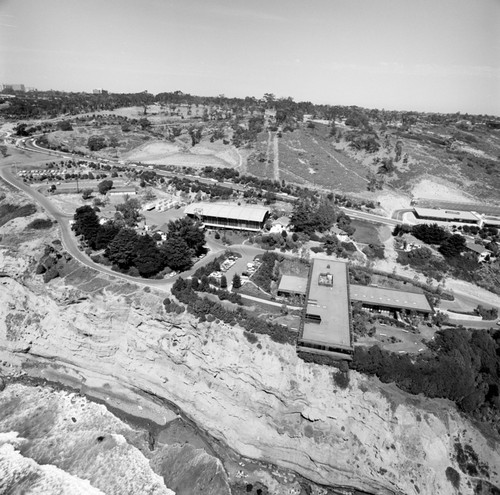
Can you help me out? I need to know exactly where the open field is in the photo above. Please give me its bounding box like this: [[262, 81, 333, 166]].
[[277, 125, 369, 192], [350, 219, 384, 245], [125, 139, 238, 168]]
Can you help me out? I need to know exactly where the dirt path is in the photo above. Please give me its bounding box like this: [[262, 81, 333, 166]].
[[265, 130, 273, 178], [272, 132, 279, 181], [312, 138, 368, 183]]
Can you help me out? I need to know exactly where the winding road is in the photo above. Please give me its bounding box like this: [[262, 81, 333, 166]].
[[0, 143, 265, 291], [3, 136, 499, 326]]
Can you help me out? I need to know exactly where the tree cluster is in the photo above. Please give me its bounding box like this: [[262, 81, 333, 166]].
[[290, 198, 339, 235], [351, 327, 500, 423], [72, 205, 205, 277]]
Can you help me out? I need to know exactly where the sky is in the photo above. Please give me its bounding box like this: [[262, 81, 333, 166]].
[[1, 0, 499, 115]]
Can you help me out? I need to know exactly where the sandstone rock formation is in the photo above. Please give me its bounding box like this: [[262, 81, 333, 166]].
[[0, 263, 499, 494]]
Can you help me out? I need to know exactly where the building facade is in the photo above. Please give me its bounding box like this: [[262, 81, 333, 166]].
[[184, 202, 270, 232]]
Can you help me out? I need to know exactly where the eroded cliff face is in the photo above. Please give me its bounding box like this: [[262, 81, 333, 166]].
[[1, 253, 499, 495]]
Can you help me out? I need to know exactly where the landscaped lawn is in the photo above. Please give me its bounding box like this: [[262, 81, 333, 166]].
[[350, 219, 382, 244]]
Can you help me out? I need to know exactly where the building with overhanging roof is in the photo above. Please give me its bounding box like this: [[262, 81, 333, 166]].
[[297, 258, 353, 360], [184, 202, 270, 231], [413, 207, 482, 225], [350, 285, 432, 316], [277, 275, 307, 297]]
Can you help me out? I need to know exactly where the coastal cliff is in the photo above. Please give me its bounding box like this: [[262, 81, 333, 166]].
[[1, 248, 499, 494]]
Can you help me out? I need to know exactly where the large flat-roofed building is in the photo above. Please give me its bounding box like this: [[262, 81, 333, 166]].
[[184, 202, 270, 231], [413, 207, 482, 225], [297, 258, 353, 360], [350, 285, 433, 316]]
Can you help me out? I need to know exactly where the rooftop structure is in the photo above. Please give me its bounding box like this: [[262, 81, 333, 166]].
[[108, 187, 137, 195], [413, 207, 481, 225], [350, 285, 432, 315], [184, 202, 270, 231], [277, 275, 307, 297], [465, 241, 491, 262], [298, 258, 353, 360]]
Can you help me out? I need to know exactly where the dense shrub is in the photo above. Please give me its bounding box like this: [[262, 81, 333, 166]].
[[445, 467, 460, 490], [244, 331, 259, 344], [474, 305, 498, 320], [333, 370, 350, 389], [0, 203, 37, 227], [351, 327, 500, 421], [26, 218, 52, 230]]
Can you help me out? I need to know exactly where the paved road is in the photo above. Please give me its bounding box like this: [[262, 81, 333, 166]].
[[392, 208, 414, 222], [340, 207, 402, 226], [0, 153, 268, 293], [0, 162, 181, 290], [9, 136, 500, 324]]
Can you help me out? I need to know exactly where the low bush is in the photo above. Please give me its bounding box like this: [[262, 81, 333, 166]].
[[0, 203, 37, 227], [26, 218, 52, 230], [445, 467, 460, 490], [172, 278, 295, 345], [244, 331, 259, 344], [333, 370, 350, 389]]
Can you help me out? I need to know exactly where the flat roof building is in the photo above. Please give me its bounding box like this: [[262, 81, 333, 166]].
[[350, 284, 433, 315], [185, 202, 270, 232], [297, 258, 353, 360], [413, 207, 482, 225], [277, 275, 307, 297]]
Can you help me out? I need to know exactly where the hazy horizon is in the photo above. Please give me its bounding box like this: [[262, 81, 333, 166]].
[[1, 0, 499, 116]]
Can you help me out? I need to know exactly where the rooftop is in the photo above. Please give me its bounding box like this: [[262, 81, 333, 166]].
[[350, 285, 432, 313], [184, 202, 269, 223], [465, 241, 489, 255], [278, 275, 307, 295], [413, 207, 481, 222], [302, 258, 352, 350]]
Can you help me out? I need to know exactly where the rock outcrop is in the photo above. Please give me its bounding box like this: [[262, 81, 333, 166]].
[[151, 443, 231, 495], [1, 268, 499, 495]]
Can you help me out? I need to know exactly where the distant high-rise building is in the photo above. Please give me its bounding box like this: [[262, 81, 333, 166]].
[[93, 88, 108, 95], [2, 83, 26, 92]]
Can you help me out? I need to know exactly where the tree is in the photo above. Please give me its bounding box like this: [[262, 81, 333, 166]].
[[115, 196, 142, 227], [58, 120, 73, 131], [95, 221, 120, 250], [167, 217, 206, 256], [138, 118, 151, 130], [394, 140, 403, 162], [72, 205, 100, 248], [439, 234, 466, 258], [98, 179, 113, 195], [105, 228, 140, 269], [220, 275, 227, 289], [161, 236, 193, 272], [134, 234, 163, 277], [412, 224, 449, 245], [82, 188, 93, 200], [232, 273, 242, 289], [87, 135, 106, 151]]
